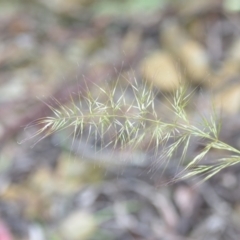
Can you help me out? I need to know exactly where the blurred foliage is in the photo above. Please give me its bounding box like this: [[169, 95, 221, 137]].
[[224, 0, 240, 11], [92, 0, 167, 17]]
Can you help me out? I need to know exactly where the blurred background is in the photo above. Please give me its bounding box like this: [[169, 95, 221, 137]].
[[1, 0, 240, 239]]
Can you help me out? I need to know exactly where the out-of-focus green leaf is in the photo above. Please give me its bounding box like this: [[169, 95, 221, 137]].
[[92, 0, 167, 17], [224, 0, 240, 12], [128, 0, 167, 13]]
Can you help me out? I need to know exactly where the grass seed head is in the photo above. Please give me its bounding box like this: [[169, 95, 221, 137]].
[[22, 75, 240, 182]]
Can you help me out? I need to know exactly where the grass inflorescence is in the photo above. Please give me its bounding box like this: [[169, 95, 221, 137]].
[[22, 75, 240, 182]]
